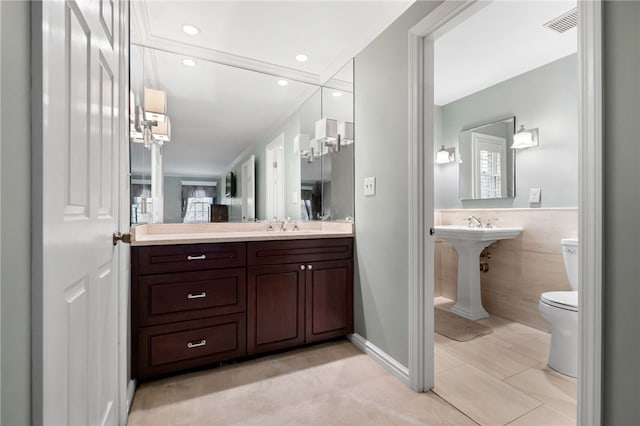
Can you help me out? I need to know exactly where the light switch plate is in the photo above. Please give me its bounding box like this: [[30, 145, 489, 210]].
[[364, 176, 376, 196], [292, 191, 299, 204], [529, 188, 541, 203]]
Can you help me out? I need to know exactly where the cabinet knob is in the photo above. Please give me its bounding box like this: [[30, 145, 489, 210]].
[[300, 265, 306, 270], [307, 264, 313, 270]]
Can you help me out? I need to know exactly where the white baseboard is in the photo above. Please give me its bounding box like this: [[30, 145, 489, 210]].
[[347, 333, 410, 387], [126, 379, 137, 413]]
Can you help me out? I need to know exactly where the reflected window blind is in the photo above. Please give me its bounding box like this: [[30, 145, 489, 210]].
[[479, 150, 502, 198]]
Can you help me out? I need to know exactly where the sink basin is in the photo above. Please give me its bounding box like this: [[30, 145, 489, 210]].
[[433, 225, 523, 242], [434, 225, 523, 320]]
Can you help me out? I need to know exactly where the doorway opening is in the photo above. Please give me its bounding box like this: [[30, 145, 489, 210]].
[[407, 2, 602, 425], [266, 134, 285, 220]]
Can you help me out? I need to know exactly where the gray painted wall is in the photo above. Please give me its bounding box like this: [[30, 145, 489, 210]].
[[435, 53, 578, 209], [354, 0, 441, 367], [1, 1, 31, 424], [603, 2, 640, 424]]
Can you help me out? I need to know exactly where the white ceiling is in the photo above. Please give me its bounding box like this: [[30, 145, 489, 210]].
[[130, 1, 412, 177], [434, 1, 577, 106]]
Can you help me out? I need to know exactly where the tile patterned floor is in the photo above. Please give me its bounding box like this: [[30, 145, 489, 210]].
[[434, 297, 577, 426], [128, 300, 576, 426]]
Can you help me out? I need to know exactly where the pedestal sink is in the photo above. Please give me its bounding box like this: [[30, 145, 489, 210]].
[[433, 225, 523, 320]]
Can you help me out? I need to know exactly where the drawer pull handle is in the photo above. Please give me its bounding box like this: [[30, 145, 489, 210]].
[[308, 265, 313, 270], [187, 339, 207, 349], [187, 292, 207, 299], [300, 265, 306, 270], [187, 255, 206, 261]]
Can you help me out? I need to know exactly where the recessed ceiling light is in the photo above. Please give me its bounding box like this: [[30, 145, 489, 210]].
[[295, 54, 308, 62], [332, 91, 343, 97], [182, 58, 196, 67], [182, 24, 200, 36], [277, 79, 288, 86]]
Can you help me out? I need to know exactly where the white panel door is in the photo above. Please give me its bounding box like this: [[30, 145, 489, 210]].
[[37, 0, 124, 424], [265, 134, 285, 220], [241, 155, 256, 221]]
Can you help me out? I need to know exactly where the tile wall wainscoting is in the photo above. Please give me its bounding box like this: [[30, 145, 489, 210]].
[[434, 208, 578, 332]]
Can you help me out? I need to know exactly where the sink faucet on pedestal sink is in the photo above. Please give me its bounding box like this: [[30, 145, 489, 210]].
[[433, 225, 523, 320]]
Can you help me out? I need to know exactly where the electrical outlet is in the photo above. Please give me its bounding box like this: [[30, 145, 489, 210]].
[[529, 188, 541, 203], [292, 191, 299, 204], [364, 176, 376, 196]]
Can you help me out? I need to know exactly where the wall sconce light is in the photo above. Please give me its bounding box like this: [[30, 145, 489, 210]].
[[338, 121, 354, 145], [314, 117, 338, 154], [511, 125, 539, 149], [144, 87, 167, 122], [293, 133, 310, 155], [131, 87, 172, 146], [435, 145, 456, 164], [315, 117, 338, 142], [152, 117, 171, 143]]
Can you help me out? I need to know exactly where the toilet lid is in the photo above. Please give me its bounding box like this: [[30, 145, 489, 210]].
[[541, 291, 578, 312]]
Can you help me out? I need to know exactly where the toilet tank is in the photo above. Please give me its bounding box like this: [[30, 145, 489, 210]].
[[561, 238, 579, 291]]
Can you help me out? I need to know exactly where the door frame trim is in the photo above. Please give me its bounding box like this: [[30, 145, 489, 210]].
[[407, 2, 603, 425], [576, 2, 603, 424], [118, 0, 134, 423]]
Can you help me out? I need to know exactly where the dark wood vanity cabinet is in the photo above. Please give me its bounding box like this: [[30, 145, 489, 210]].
[[247, 238, 354, 355], [131, 237, 353, 380], [247, 263, 306, 355], [305, 258, 354, 343], [131, 243, 247, 380]]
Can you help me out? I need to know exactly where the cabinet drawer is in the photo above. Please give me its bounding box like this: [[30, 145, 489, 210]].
[[134, 243, 246, 275], [137, 268, 246, 326], [136, 313, 246, 380], [247, 238, 353, 266]]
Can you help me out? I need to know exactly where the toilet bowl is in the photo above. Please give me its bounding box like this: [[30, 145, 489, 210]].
[[538, 238, 578, 377]]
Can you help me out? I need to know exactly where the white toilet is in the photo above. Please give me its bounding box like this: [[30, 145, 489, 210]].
[[538, 238, 578, 377]]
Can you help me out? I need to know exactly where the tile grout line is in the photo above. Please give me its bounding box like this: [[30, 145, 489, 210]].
[[431, 388, 482, 426], [503, 404, 546, 426]]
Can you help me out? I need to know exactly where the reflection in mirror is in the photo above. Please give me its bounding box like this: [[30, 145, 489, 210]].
[[458, 117, 515, 200], [298, 59, 354, 220], [129, 44, 321, 224], [130, 44, 354, 224]]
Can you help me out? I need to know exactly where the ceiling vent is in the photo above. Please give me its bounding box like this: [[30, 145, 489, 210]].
[[543, 8, 578, 34]]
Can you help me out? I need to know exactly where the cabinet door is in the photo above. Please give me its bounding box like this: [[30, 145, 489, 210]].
[[305, 259, 354, 343], [247, 264, 305, 355]]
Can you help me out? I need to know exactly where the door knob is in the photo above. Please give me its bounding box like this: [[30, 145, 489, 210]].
[[112, 232, 131, 246], [307, 265, 313, 270], [300, 265, 306, 270]]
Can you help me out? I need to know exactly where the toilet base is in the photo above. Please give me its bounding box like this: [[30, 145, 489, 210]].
[[547, 327, 577, 378], [538, 300, 578, 378]]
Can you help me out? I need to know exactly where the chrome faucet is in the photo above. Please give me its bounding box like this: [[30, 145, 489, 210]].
[[280, 217, 291, 232], [266, 217, 277, 232], [467, 215, 482, 228], [484, 218, 498, 228]]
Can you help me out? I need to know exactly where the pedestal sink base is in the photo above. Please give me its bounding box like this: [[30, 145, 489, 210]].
[[450, 303, 489, 321], [433, 225, 523, 322]]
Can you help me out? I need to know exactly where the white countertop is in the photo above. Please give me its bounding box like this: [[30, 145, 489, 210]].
[[130, 222, 354, 246]]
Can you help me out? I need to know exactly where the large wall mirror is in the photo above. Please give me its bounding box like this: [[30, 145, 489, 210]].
[[129, 44, 354, 224], [458, 117, 515, 201]]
